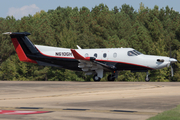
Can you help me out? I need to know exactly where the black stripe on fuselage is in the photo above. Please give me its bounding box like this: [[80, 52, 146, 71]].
[[27, 54, 81, 71], [95, 60, 152, 71]]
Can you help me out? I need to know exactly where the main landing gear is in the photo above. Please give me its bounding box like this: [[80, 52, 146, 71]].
[[93, 74, 101, 82], [107, 74, 116, 81], [93, 71, 117, 82], [108, 71, 118, 81], [145, 71, 150, 82]]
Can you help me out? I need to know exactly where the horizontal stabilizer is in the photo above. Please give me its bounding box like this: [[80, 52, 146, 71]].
[[3, 32, 12, 35], [3, 32, 31, 36]]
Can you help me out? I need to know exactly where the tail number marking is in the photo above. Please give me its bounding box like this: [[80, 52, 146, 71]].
[[56, 52, 72, 56]]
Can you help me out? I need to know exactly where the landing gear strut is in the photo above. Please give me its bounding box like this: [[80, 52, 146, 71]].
[[145, 72, 150, 82]]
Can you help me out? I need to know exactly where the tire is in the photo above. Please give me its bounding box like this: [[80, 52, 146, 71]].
[[108, 75, 115, 81], [93, 75, 101, 82], [145, 76, 150, 82]]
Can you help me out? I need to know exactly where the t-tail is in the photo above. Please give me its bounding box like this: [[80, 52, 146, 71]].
[[3, 32, 39, 63]]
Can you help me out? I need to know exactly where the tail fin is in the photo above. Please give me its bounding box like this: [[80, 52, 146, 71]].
[[3, 32, 38, 63]]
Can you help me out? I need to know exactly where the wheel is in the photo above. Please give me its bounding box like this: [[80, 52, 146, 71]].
[[145, 76, 150, 82], [93, 75, 101, 82], [108, 74, 115, 81]]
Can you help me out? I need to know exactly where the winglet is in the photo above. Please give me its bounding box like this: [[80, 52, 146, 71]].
[[71, 49, 85, 60], [71, 49, 95, 61], [76, 45, 82, 49]]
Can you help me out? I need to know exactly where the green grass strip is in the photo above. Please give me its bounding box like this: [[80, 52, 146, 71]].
[[147, 105, 180, 120]]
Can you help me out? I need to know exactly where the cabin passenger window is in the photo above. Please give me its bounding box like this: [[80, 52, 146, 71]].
[[113, 53, 117, 58], [103, 53, 107, 58], [94, 53, 97, 58], [85, 53, 89, 57]]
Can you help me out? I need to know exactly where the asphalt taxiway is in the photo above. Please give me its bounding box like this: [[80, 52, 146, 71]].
[[0, 81, 180, 120]]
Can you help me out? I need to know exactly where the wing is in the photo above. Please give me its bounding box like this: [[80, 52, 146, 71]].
[[71, 49, 116, 75]]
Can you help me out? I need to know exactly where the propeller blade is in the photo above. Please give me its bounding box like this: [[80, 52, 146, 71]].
[[170, 46, 172, 58], [171, 65, 173, 77]]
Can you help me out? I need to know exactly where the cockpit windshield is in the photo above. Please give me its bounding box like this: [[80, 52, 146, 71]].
[[128, 50, 142, 56]]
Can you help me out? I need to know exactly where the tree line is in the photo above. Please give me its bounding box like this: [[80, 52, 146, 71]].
[[0, 3, 180, 82]]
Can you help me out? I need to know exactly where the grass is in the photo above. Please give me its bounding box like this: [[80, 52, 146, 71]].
[[147, 105, 180, 120]]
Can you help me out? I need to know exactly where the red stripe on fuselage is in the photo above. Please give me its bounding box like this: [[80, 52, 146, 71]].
[[11, 38, 37, 63]]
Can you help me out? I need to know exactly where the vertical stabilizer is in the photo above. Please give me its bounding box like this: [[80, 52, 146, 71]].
[[3, 32, 38, 63]]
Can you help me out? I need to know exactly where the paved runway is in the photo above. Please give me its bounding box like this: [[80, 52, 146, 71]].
[[0, 81, 180, 120]]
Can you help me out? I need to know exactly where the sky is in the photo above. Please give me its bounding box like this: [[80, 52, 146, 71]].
[[0, 0, 180, 20]]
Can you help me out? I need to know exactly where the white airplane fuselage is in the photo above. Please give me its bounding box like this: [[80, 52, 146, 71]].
[[35, 45, 172, 71]]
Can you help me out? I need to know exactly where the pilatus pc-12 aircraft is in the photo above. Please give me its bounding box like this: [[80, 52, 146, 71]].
[[3, 32, 177, 82]]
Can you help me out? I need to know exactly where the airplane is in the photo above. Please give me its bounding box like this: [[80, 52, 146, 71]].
[[3, 32, 177, 82]]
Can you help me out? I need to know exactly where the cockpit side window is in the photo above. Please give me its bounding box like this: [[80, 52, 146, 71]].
[[133, 50, 142, 55], [128, 50, 142, 56], [128, 51, 136, 56]]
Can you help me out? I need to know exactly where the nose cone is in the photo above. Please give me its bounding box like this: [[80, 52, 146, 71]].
[[170, 58, 177, 63]]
